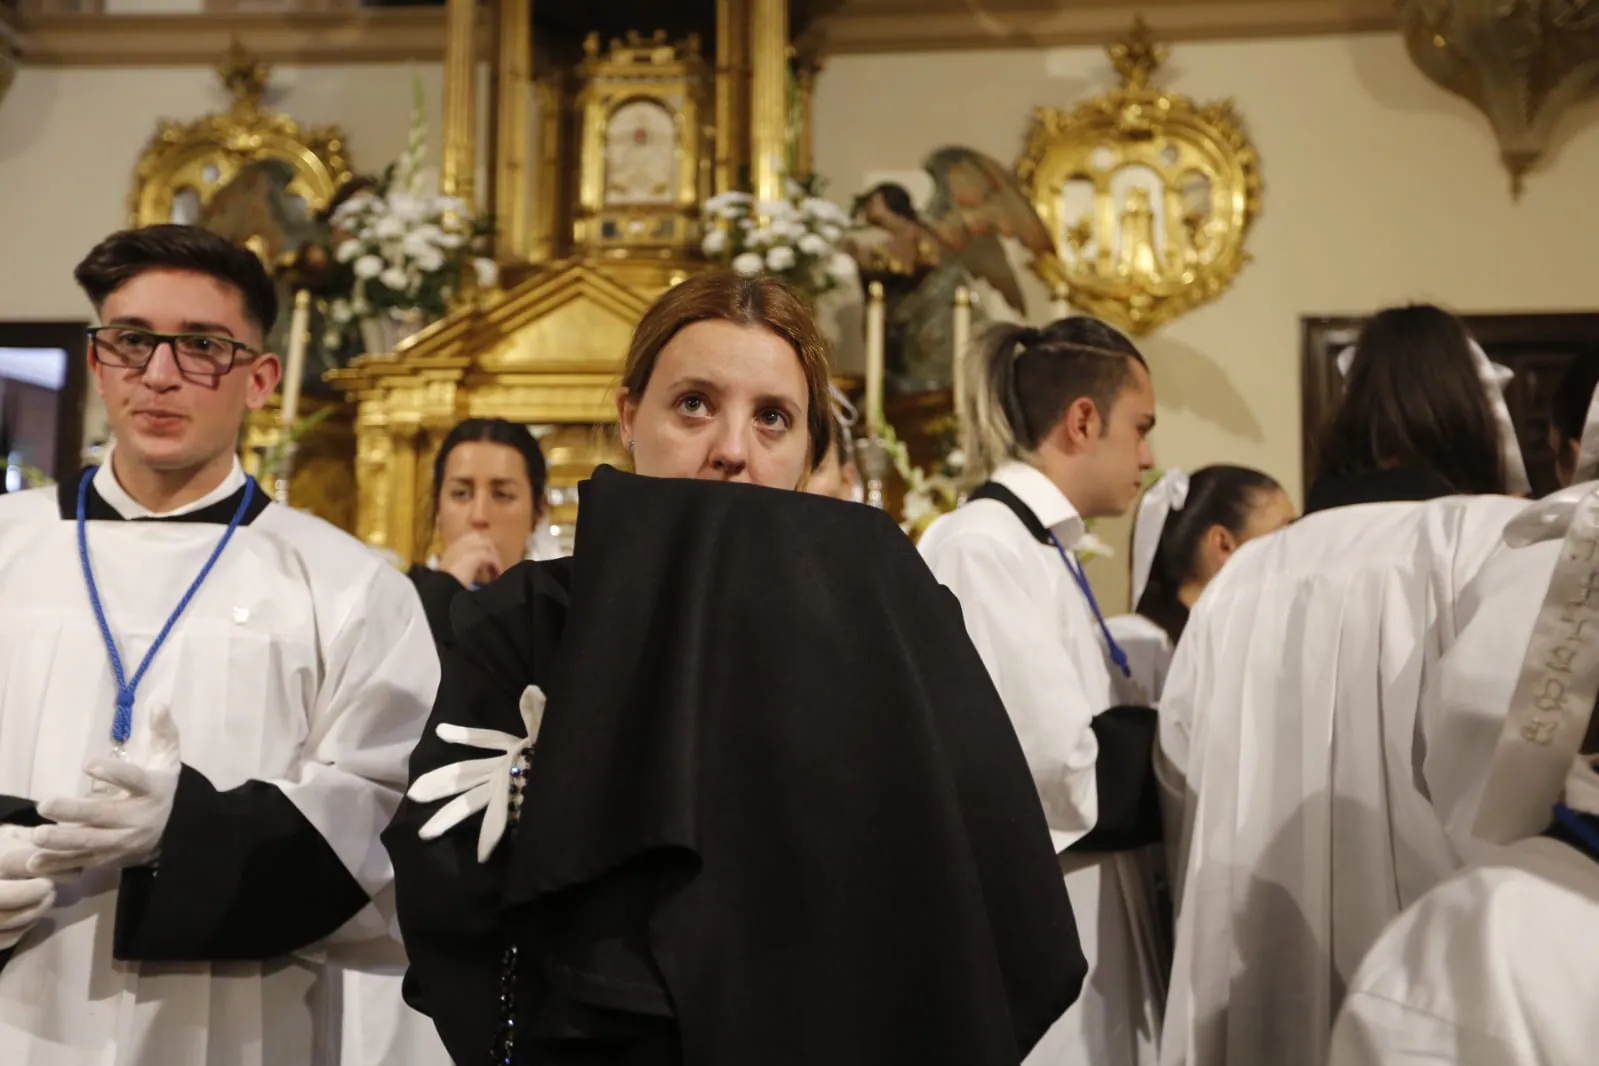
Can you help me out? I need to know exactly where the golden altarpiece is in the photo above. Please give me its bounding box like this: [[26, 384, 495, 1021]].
[[328, 0, 833, 563]]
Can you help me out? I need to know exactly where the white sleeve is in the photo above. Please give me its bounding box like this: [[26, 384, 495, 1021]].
[[287, 563, 442, 929], [923, 531, 1100, 850]]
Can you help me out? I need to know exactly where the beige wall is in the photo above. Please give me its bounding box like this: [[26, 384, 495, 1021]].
[[814, 31, 1599, 608], [0, 61, 445, 322]]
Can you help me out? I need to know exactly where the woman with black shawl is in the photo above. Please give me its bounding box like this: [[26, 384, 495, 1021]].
[[383, 272, 1086, 1066]]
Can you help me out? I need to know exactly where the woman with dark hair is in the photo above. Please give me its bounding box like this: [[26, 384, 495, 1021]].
[[1106, 465, 1294, 705], [1157, 303, 1538, 1066], [344, 419, 552, 1066], [384, 272, 1086, 1066], [1308, 304, 1527, 511], [406, 418, 551, 645]]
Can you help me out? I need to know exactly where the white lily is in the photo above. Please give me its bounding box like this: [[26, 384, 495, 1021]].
[[408, 685, 546, 863]]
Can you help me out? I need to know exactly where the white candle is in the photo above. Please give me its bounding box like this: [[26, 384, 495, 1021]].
[[280, 289, 311, 429], [952, 285, 971, 429], [865, 281, 885, 437]]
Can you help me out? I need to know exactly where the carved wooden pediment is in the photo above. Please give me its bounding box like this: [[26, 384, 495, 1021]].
[[473, 263, 656, 375]]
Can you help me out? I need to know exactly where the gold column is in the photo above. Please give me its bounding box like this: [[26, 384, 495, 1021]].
[[493, 0, 531, 261], [529, 73, 567, 261], [793, 49, 821, 176], [354, 412, 397, 552], [750, 0, 789, 201], [441, 0, 478, 211], [715, 0, 751, 193]]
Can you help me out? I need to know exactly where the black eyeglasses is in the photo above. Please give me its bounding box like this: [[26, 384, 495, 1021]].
[[87, 326, 259, 377]]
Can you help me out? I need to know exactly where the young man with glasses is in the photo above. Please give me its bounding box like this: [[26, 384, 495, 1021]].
[[0, 224, 440, 1065]]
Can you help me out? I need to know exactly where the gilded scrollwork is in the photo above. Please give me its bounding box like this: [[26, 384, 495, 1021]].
[[129, 40, 352, 229], [1017, 19, 1263, 334]]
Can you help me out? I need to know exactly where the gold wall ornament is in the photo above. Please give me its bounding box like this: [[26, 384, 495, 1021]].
[[129, 40, 353, 228], [577, 30, 712, 259], [1017, 18, 1263, 335], [1399, 0, 1599, 197]]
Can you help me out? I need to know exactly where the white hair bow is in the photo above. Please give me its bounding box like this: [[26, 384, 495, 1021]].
[[1335, 340, 1530, 495], [830, 383, 860, 428], [1130, 469, 1190, 608]]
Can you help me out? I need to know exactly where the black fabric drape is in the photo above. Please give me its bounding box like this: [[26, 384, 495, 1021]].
[[385, 555, 574, 1063], [407, 564, 469, 648], [387, 466, 1084, 1066]]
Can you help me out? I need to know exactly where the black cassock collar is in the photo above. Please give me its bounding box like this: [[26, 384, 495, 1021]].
[[57, 468, 271, 526]]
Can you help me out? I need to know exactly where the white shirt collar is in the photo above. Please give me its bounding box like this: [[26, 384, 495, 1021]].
[[989, 460, 1087, 543], [93, 445, 248, 519]]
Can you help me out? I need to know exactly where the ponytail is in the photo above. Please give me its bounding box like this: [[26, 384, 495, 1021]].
[[961, 323, 1040, 482]]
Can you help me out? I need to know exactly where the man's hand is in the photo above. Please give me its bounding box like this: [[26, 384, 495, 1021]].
[[32, 704, 181, 875], [0, 825, 56, 950]]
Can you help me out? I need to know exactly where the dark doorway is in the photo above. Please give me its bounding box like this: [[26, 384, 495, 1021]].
[[1301, 312, 1599, 499], [0, 320, 89, 492]]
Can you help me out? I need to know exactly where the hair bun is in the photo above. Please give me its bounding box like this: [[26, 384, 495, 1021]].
[[1014, 326, 1043, 353]]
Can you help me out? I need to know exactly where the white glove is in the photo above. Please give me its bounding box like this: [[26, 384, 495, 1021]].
[[32, 704, 181, 876], [0, 825, 56, 951], [408, 685, 545, 863]]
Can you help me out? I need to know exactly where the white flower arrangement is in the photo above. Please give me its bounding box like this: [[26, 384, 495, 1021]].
[[700, 176, 855, 300], [319, 76, 496, 350]]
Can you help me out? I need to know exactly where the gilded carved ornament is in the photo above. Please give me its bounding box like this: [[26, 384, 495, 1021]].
[[1017, 19, 1263, 335], [1399, 0, 1599, 197], [128, 41, 353, 234]]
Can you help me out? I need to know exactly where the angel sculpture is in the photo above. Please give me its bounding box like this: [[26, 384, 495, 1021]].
[[196, 160, 375, 387], [844, 147, 1056, 395], [196, 159, 324, 361]]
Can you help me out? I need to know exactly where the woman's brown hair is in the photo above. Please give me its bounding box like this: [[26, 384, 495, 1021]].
[[620, 271, 833, 470]]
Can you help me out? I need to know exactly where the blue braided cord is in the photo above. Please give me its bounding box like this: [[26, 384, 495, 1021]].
[[1048, 531, 1132, 680], [76, 468, 257, 744]]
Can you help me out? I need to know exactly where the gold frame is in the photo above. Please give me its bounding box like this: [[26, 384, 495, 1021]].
[[575, 30, 711, 259], [1017, 19, 1263, 334], [128, 41, 353, 229]]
